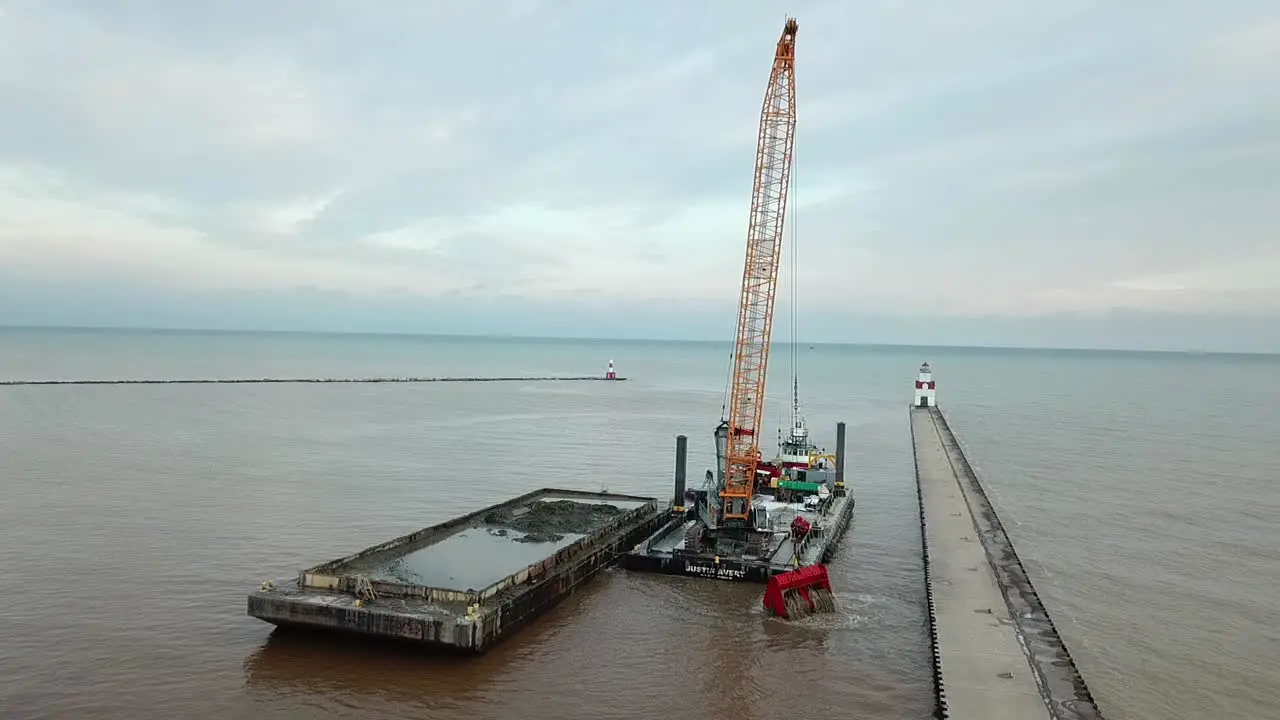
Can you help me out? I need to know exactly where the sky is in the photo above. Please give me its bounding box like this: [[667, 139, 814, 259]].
[[0, 1, 1278, 352]]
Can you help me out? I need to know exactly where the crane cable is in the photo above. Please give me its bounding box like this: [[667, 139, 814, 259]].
[[789, 115, 799, 432]]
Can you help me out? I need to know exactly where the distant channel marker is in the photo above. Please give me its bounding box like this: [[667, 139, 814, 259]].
[[0, 376, 628, 386]]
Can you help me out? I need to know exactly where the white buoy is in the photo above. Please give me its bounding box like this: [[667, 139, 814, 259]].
[[914, 362, 936, 407]]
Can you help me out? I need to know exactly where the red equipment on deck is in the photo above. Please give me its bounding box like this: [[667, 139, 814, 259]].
[[762, 564, 833, 618], [789, 516, 811, 541]]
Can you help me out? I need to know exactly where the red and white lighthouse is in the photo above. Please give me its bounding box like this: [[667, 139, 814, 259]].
[[606, 360, 617, 380], [914, 362, 936, 407]]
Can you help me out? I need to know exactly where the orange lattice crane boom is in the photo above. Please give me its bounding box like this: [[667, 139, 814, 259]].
[[719, 17, 799, 524]]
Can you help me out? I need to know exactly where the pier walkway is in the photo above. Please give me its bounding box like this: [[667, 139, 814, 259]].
[[912, 405, 1103, 720]]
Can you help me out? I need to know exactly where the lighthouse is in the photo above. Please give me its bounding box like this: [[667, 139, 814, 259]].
[[914, 362, 936, 407], [606, 360, 617, 380]]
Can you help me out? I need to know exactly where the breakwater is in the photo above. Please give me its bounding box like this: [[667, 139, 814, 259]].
[[0, 376, 626, 386]]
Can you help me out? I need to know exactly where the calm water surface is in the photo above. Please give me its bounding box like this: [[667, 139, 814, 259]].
[[0, 328, 1276, 720]]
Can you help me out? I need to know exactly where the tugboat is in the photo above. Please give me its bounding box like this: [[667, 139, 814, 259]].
[[753, 377, 838, 505]]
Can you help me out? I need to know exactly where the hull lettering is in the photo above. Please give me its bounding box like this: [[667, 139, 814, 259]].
[[683, 561, 747, 580]]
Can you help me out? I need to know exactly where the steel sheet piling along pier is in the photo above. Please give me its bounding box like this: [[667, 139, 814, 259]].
[[912, 404, 1105, 720], [247, 489, 665, 655]]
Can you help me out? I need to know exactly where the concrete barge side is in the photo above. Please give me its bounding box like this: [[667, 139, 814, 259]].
[[912, 405, 1104, 720], [247, 488, 667, 654]]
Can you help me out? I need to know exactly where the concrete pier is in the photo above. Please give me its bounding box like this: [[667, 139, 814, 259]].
[[912, 405, 1104, 720]]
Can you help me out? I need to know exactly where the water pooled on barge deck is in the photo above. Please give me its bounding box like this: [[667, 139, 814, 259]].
[[350, 498, 636, 591]]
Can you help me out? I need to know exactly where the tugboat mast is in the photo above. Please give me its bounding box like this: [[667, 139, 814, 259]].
[[784, 114, 807, 457]]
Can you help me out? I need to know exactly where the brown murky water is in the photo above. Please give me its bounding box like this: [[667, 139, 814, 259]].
[[3, 330, 1278, 719], [0, 379, 931, 720]]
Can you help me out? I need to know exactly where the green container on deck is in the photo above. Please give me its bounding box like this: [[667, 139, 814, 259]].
[[777, 480, 823, 492]]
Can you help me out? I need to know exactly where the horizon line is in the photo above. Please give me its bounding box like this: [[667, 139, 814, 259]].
[[1, 322, 1275, 358]]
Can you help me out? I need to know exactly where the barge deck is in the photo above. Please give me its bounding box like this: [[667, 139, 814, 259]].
[[247, 488, 666, 654]]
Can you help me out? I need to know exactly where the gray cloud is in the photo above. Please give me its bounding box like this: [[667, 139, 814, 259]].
[[0, 0, 1277, 350]]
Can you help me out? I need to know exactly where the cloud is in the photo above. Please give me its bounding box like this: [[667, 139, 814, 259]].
[[246, 189, 349, 237], [0, 0, 1277, 350]]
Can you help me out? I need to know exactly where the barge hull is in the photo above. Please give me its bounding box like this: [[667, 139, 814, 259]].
[[623, 422, 854, 583], [247, 488, 666, 654], [622, 491, 854, 582]]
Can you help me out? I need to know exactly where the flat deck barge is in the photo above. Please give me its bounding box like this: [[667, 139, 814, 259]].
[[623, 422, 854, 582], [247, 488, 666, 654], [913, 402, 1104, 719]]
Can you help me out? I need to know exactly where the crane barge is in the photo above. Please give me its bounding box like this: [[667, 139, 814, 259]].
[[716, 16, 801, 529], [622, 18, 853, 618]]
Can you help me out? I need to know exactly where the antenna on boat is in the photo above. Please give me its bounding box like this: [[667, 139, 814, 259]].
[[787, 102, 803, 441]]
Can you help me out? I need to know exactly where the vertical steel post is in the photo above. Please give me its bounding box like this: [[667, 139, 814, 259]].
[[835, 422, 846, 488], [674, 435, 688, 511]]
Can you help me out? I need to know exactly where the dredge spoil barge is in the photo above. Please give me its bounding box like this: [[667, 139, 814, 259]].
[[248, 489, 664, 654], [911, 363, 1104, 720]]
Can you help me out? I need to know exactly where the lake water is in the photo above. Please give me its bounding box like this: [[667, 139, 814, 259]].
[[0, 327, 1276, 720]]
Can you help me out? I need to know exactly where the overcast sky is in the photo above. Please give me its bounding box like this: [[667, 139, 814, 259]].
[[1, 1, 1277, 351]]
